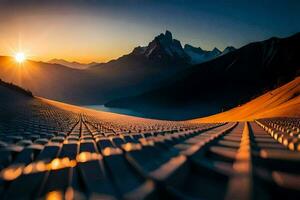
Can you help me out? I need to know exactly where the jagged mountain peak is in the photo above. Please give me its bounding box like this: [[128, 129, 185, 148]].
[[105, 32, 300, 119], [212, 47, 221, 54], [129, 31, 235, 65], [184, 44, 222, 64], [165, 30, 172, 39], [222, 46, 236, 55], [223, 46, 236, 51], [132, 46, 147, 55], [156, 30, 173, 41], [132, 30, 189, 62], [184, 44, 204, 51]]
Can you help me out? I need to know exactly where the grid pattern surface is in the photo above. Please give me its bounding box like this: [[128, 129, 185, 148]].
[[0, 99, 299, 199]]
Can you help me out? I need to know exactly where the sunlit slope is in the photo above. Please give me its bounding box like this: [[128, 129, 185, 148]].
[[42, 77, 300, 124], [190, 76, 300, 123]]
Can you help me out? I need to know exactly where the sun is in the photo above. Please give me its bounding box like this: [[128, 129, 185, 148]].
[[15, 52, 26, 63]]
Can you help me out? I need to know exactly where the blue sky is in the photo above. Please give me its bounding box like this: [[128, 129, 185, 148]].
[[0, 0, 299, 62]]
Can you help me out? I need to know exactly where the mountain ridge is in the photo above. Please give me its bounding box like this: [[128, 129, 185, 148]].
[[91, 30, 234, 68], [0, 31, 298, 110], [48, 58, 99, 69], [0, 79, 33, 97], [47, 30, 234, 70], [105, 32, 300, 120], [183, 44, 234, 64]]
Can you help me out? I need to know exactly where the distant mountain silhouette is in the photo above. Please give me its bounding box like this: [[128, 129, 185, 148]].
[[0, 31, 196, 104], [106, 32, 300, 120], [90, 30, 228, 68], [48, 59, 99, 69], [134, 30, 190, 62], [221, 46, 236, 56], [0, 56, 92, 103], [0, 31, 298, 112], [91, 30, 191, 69], [184, 44, 235, 64]]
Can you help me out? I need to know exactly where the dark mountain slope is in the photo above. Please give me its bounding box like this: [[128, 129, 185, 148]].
[[0, 56, 92, 103], [0, 78, 33, 108], [0, 30, 231, 105], [106, 32, 300, 120], [0, 31, 190, 105], [0, 79, 32, 97], [190, 76, 300, 122]]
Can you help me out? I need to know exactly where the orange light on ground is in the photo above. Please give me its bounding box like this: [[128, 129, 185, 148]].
[[0, 165, 23, 181], [46, 190, 64, 200]]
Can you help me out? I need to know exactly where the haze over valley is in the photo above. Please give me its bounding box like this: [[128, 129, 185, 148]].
[[0, 31, 299, 119]]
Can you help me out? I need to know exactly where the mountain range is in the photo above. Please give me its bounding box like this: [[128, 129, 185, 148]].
[[51, 31, 234, 69], [106, 32, 300, 119], [48, 59, 99, 69], [0, 31, 232, 105], [184, 44, 235, 64], [127, 30, 235, 65], [0, 30, 299, 120]]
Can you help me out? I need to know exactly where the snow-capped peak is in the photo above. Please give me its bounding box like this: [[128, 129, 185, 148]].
[[221, 46, 236, 55], [134, 30, 189, 62], [129, 30, 235, 65], [184, 45, 222, 64]]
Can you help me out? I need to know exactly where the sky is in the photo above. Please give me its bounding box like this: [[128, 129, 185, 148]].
[[0, 0, 299, 63]]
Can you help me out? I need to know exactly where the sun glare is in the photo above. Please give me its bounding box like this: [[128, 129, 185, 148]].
[[15, 52, 26, 63]]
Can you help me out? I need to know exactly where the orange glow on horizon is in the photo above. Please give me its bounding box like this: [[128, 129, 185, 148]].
[[1, 50, 124, 64], [0, 22, 135, 64], [0, 56, 49, 94]]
